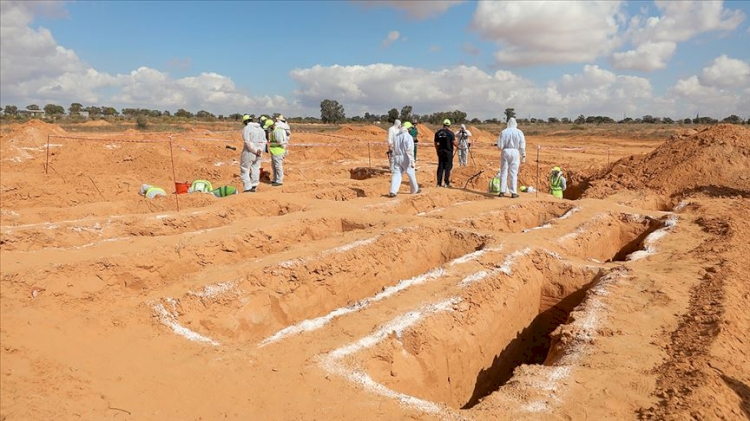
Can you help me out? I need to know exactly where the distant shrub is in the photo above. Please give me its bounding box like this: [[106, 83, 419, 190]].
[[136, 116, 148, 130], [571, 125, 585, 131]]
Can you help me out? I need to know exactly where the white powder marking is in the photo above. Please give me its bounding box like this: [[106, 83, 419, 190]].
[[627, 215, 678, 261], [318, 300, 458, 414], [558, 207, 580, 220], [152, 302, 219, 346], [496, 248, 531, 275], [262, 260, 465, 346], [278, 235, 380, 268], [189, 281, 238, 298]]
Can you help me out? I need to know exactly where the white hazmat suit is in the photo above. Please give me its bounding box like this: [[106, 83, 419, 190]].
[[456, 124, 472, 166], [496, 118, 526, 196], [240, 121, 267, 192], [387, 119, 401, 173], [389, 127, 420, 196]]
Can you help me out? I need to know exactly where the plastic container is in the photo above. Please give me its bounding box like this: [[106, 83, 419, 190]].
[[175, 181, 190, 194]]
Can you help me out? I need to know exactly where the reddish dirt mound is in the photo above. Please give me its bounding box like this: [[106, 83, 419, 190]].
[[81, 120, 112, 127], [468, 125, 496, 143], [416, 123, 434, 142], [585, 124, 750, 198], [335, 125, 386, 138], [3, 120, 67, 147]]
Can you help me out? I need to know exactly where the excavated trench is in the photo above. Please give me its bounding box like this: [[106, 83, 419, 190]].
[[558, 212, 666, 262], [454, 201, 574, 233], [162, 227, 487, 343], [358, 250, 602, 409], [354, 214, 667, 410], [0, 198, 304, 251]]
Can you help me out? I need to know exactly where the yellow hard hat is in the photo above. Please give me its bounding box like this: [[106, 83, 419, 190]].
[[552, 166, 561, 172], [402, 121, 413, 129], [242, 114, 252, 123], [263, 119, 274, 129], [520, 185, 527, 192], [443, 119, 451, 126], [259, 115, 268, 122]]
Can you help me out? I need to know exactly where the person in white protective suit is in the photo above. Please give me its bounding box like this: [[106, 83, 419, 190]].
[[496, 117, 526, 198], [275, 114, 291, 139], [387, 122, 421, 197], [387, 119, 401, 173], [456, 124, 473, 166], [240, 114, 267, 193]]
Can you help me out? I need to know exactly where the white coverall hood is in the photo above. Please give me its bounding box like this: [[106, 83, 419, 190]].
[[393, 119, 401, 128], [507, 118, 518, 129], [461, 124, 466, 130]]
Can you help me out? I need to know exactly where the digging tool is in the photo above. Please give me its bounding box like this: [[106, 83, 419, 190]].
[[468, 145, 476, 166], [464, 170, 484, 189], [226, 145, 237, 151]]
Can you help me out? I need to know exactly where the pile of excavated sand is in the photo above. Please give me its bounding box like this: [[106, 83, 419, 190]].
[[3, 120, 67, 148], [81, 120, 112, 127], [335, 125, 386, 138], [416, 124, 434, 142], [585, 124, 750, 198], [468, 125, 497, 143]]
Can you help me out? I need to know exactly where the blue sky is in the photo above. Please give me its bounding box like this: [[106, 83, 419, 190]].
[[1, 0, 748, 120]]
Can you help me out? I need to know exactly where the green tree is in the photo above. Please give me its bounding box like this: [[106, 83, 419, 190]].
[[26, 104, 40, 110], [86, 106, 102, 117], [44, 104, 65, 116], [101, 106, 117, 116], [196, 110, 215, 119], [574, 115, 586, 124], [548, 117, 560, 124], [504, 108, 516, 122], [69, 103, 83, 115], [136, 116, 148, 130], [399, 105, 413, 122], [320, 99, 345, 123], [175, 108, 194, 118], [4, 105, 18, 115], [722, 114, 743, 124], [387, 108, 399, 123]]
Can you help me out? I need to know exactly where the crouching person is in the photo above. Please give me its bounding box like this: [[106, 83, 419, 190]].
[[139, 184, 167, 199], [387, 122, 420, 197]]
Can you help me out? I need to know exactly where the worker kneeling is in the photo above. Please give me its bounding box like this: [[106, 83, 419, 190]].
[[549, 166, 567, 198], [387, 122, 421, 197]]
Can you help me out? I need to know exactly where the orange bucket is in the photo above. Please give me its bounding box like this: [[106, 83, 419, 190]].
[[175, 181, 190, 194]]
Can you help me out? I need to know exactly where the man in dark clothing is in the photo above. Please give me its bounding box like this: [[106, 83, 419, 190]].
[[434, 119, 457, 188]]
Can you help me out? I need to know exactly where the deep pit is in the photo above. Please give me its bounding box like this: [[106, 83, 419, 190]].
[[454, 201, 575, 233], [558, 212, 667, 262], [358, 250, 602, 409]]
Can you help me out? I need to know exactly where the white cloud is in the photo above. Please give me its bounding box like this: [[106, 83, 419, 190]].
[[614, 1, 745, 71], [471, 1, 624, 66], [357, 0, 465, 20], [626, 1, 745, 44], [381, 30, 400, 47], [0, 1, 298, 116], [667, 54, 750, 117], [429, 45, 442, 53], [611, 41, 676, 71], [699, 55, 750, 88], [290, 63, 659, 120]]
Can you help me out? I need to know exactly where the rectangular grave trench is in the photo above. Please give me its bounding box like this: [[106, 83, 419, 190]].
[[560, 213, 666, 262], [356, 251, 604, 410], [169, 227, 488, 343], [460, 201, 575, 233]]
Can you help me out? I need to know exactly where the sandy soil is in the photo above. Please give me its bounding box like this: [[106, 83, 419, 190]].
[[1, 120, 748, 420]]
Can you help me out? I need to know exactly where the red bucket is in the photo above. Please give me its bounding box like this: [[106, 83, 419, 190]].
[[175, 181, 190, 194]]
